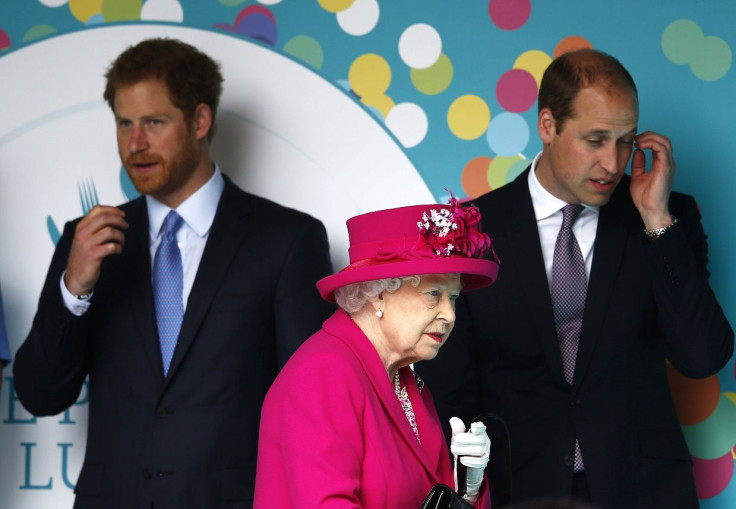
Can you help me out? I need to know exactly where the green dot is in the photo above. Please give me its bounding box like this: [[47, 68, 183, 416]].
[[682, 394, 736, 459], [691, 36, 732, 82], [22, 25, 57, 44], [410, 53, 453, 95], [283, 35, 324, 71], [102, 0, 142, 22], [662, 19, 701, 65]]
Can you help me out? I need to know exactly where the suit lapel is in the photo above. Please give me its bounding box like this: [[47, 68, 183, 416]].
[[497, 171, 567, 383], [122, 198, 163, 378], [164, 179, 251, 383], [573, 181, 636, 390]]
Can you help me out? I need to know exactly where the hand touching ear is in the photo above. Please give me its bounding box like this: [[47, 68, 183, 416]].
[[630, 131, 677, 231]]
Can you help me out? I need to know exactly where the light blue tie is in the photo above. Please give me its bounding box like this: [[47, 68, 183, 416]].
[[153, 210, 184, 377]]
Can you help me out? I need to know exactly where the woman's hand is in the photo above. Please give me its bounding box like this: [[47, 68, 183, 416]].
[[450, 417, 491, 503]]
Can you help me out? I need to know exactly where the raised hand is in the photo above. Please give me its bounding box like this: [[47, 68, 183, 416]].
[[630, 131, 677, 230], [64, 205, 128, 296]]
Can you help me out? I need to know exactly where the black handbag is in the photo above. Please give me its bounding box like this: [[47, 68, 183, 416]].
[[419, 484, 474, 509]]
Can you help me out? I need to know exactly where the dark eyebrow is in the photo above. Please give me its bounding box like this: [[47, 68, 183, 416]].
[[582, 127, 637, 138]]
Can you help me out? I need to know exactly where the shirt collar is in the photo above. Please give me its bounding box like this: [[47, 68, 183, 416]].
[[147, 163, 225, 240], [527, 151, 599, 221]]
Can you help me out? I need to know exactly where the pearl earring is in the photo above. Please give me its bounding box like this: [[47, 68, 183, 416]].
[[376, 308, 383, 318]]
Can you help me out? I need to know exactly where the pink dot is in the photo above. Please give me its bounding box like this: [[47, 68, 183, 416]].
[[496, 69, 538, 113], [692, 452, 734, 499], [0, 28, 10, 52], [488, 0, 531, 31]]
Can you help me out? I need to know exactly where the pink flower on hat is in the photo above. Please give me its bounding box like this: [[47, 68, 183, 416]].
[[416, 193, 492, 260]]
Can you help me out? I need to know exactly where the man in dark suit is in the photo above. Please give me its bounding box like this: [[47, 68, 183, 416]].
[[13, 38, 333, 508], [418, 49, 733, 508]]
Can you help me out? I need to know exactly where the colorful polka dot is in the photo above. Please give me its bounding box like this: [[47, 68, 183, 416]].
[[69, 0, 102, 23], [668, 364, 721, 425], [553, 35, 593, 59], [496, 68, 538, 113], [513, 49, 551, 89], [447, 95, 491, 141], [283, 35, 324, 70], [461, 156, 493, 198], [22, 25, 57, 43], [399, 23, 442, 70], [318, 0, 354, 13], [488, 155, 525, 189], [101, 0, 143, 22], [662, 19, 732, 82], [692, 452, 734, 500], [486, 112, 529, 156], [141, 0, 182, 22], [0, 28, 12, 52], [361, 92, 394, 117], [39, 0, 69, 6], [488, 0, 530, 31], [385, 102, 427, 148], [349, 53, 391, 97], [682, 394, 736, 460], [337, 0, 379, 36], [410, 53, 453, 95]]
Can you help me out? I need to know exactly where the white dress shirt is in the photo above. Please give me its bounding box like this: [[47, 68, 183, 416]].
[[527, 152, 599, 286]]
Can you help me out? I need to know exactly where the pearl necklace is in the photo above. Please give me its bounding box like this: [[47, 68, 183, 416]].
[[394, 371, 421, 444]]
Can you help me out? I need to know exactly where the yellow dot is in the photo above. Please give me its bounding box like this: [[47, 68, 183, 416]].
[[318, 0, 355, 13], [361, 92, 395, 118], [447, 95, 490, 140], [349, 54, 392, 97], [70, 0, 103, 22], [513, 50, 552, 89]]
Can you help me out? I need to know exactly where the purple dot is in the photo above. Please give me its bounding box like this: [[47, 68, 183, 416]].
[[236, 13, 278, 46]]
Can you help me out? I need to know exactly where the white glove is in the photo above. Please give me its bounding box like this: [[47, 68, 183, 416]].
[[450, 417, 491, 503]]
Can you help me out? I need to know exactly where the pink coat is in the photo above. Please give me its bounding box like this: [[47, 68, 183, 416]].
[[254, 310, 490, 508]]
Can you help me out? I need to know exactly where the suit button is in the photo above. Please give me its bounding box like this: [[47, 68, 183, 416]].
[[143, 468, 152, 480], [571, 399, 582, 407], [156, 408, 167, 418], [563, 455, 574, 467]]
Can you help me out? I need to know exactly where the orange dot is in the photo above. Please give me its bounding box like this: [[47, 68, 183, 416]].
[[667, 363, 721, 425], [461, 156, 493, 198], [553, 36, 593, 59]]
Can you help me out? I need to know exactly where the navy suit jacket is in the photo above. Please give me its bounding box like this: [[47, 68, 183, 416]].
[[418, 169, 733, 508], [14, 176, 334, 508]]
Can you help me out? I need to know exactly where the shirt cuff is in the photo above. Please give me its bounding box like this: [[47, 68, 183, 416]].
[[60, 271, 92, 316]]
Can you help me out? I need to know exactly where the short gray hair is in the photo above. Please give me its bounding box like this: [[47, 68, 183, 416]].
[[334, 276, 421, 313]]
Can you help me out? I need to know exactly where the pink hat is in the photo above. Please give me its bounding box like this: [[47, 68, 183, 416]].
[[317, 196, 500, 302]]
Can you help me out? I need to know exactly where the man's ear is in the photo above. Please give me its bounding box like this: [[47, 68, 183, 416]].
[[538, 107, 556, 144], [192, 103, 213, 141]]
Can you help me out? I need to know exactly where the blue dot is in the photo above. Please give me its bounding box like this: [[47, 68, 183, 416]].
[[486, 112, 529, 157]]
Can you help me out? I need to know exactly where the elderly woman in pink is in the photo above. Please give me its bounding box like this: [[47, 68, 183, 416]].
[[254, 198, 499, 508]]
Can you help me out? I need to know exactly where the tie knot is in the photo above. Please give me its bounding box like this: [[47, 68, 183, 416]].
[[161, 210, 184, 238], [560, 204, 584, 230]]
